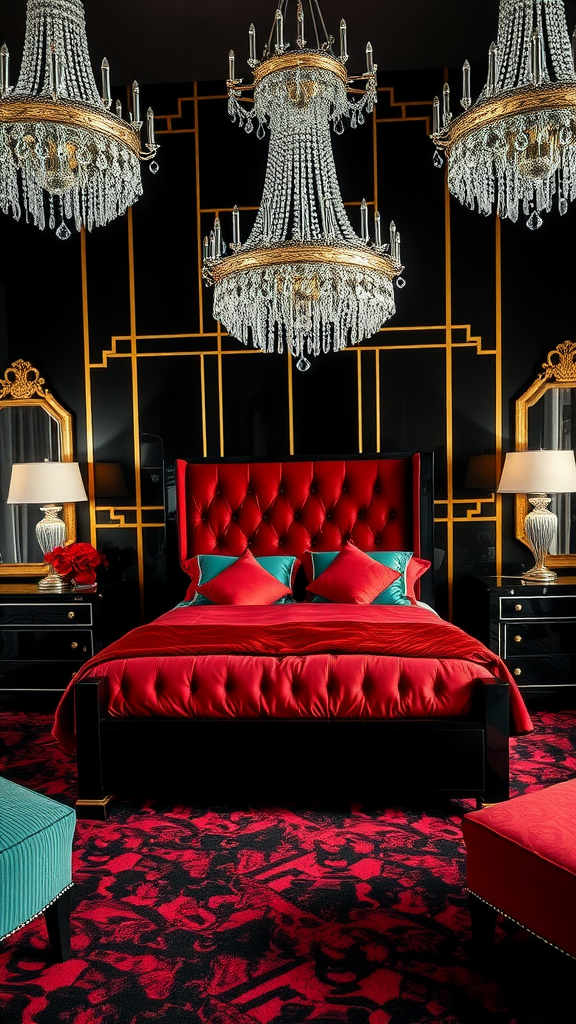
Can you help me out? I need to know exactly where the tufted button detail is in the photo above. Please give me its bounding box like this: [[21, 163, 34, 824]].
[[389, 508, 396, 520], [279, 486, 285, 495], [358, 510, 365, 520], [232, 512, 239, 522], [326, 511, 332, 521], [312, 538, 318, 546], [279, 536, 288, 545], [294, 512, 300, 521], [201, 512, 208, 523], [263, 512, 270, 522]]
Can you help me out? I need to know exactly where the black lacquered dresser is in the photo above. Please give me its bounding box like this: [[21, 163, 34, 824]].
[[460, 576, 576, 698], [0, 581, 137, 694]]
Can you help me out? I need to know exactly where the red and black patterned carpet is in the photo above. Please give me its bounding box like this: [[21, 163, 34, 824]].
[[1, 708, 575, 1024]]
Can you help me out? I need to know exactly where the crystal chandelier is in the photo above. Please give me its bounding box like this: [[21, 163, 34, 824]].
[[202, 1, 404, 371], [431, 0, 576, 228], [0, 0, 159, 238]]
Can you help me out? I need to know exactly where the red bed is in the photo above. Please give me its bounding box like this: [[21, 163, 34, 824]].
[[61, 454, 531, 818]]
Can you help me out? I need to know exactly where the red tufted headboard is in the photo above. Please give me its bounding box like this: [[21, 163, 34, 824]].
[[175, 454, 434, 603]]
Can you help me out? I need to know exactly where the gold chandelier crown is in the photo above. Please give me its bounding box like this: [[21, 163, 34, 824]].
[[431, 0, 576, 228], [0, 0, 159, 236], [202, 0, 404, 370]]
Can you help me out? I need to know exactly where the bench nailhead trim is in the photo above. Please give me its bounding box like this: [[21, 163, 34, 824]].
[[465, 887, 576, 962]]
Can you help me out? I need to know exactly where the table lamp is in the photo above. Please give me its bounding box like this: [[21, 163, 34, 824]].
[[497, 450, 576, 583], [7, 461, 88, 591]]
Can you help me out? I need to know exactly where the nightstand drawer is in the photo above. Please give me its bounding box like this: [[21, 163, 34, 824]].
[[0, 603, 93, 626], [500, 595, 576, 620], [0, 630, 94, 661], [502, 621, 576, 658], [507, 656, 576, 688]]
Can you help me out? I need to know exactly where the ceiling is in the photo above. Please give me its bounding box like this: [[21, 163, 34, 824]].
[[2, 1, 576, 86]]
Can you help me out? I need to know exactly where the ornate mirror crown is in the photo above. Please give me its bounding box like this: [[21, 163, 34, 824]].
[[0, 360, 76, 576]]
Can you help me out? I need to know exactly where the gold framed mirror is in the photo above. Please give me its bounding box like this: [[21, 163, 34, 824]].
[[515, 340, 576, 568], [0, 360, 76, 577]]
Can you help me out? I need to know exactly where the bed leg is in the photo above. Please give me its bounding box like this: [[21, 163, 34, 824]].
[[482, 681, 509, 804], [74, 676, 111, 820]]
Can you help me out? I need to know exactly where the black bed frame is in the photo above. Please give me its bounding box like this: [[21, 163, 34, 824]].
[[73, 452, 511, 819]]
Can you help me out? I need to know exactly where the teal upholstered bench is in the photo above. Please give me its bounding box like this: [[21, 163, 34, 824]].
[[0, 777, 75, 961]]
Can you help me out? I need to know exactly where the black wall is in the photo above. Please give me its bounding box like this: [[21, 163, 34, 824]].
[[1, 69, 574, 619]]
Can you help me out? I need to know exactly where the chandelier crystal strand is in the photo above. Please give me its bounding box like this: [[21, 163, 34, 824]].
[[205, 1, 403, 369], [431, 0, 576, 227], [0, 0, 159, 236]]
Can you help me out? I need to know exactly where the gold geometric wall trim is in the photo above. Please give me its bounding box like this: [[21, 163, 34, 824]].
[[80, 80, 504, 620]]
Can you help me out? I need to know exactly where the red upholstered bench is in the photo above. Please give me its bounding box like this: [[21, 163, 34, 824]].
[[462, 779, 576, 959]]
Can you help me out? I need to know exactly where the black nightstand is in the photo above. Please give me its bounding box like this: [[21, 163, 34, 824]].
[[0, 580, 138, 694], [457, 575, 576, 697]]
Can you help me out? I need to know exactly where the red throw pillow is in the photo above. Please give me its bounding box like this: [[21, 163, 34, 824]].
[[197, 550, 291, 605], [306, 544, 401, 604], [405, 556, 431, 604], [181, 556, 201, 602]]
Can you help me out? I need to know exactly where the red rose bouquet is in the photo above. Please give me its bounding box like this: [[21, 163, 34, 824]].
[[45, 542, 108, 586]]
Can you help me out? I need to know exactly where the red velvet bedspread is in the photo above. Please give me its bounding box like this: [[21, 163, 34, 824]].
[[53, 604, 532, 753]]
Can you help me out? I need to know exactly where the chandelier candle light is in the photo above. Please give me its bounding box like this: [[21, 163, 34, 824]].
[[202, 0, 404, 370], [0, 0, 159, 237], [431, 0, 576, 228]]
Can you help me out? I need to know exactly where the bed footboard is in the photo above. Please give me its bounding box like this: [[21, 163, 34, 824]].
[[481, 679, 509, 805], [74, 676, 510, 818], [75, 677, 112, 820]]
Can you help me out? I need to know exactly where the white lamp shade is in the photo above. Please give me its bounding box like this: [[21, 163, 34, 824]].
[[497, 450, 576, 494], [7, 462, 88, 504]]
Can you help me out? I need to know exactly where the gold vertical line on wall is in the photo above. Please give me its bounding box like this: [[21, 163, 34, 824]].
[[287, 352, 295, 455], [495, 215, 503, 577], [217, 322, 224, 457], [200, 354, 208, 458], [375, 349, 381, 453], [80, 228, 97, 548], [357, 348, 363, 453], [194, 82, 204, 336], [127, 208, 145, 618], [441, 68, 453, 609]]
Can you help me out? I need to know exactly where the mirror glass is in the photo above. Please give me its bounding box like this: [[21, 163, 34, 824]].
[[527, 387, 576, 555], [0, 405, 63, 564]]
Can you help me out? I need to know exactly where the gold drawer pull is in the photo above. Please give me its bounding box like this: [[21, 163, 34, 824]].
[[513, 668, 522, 676], [68, 611, 75, 620], [82, 646, 87, 654], [514, 604, 522, 612], [513, 635, 522, 643], [70, 641, 79, 650]]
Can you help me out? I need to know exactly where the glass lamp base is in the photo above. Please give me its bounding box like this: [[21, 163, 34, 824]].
[[38, 565, 73, 592], [521, 564, 558, 583], [523, 495, 558, 585], [36, 505, 66, 555]]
